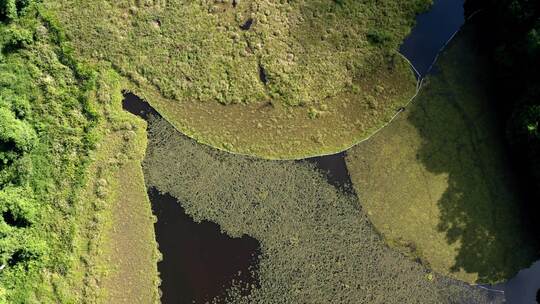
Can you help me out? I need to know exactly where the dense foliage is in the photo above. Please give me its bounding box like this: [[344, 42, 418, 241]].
[[0, 0, 30, 21], [0, 2, 106, 302], [464, 0, 540, 212]]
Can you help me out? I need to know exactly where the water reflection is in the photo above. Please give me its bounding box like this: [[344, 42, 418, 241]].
[[498, 261, 540, 304]]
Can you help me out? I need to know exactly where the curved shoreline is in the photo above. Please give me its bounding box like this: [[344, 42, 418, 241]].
[[124, 9, 482, 162]]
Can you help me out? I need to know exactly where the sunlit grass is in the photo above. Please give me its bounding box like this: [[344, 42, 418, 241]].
[[45, 0, 430, 159]]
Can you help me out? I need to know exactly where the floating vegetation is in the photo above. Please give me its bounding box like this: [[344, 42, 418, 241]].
[[143, 114, 502, 303]]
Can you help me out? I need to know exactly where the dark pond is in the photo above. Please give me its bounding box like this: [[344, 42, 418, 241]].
[[123, 93, 261, 304], [399, 0, 465, 77], [306, 152, 352, 192]]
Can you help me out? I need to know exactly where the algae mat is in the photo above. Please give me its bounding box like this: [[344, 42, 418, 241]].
[[45, 0, 427, 159], [345, 26, 539, 284]]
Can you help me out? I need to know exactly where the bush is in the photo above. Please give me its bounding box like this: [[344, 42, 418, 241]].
[[0, 0, 34, 22], [367, 29, 393, 46], [0, 107, 36, 156]]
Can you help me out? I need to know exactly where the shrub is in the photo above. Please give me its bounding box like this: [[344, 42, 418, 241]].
[[367, 29, 393, 46]]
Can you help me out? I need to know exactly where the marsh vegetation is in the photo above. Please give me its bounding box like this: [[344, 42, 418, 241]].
[[0, 3, 159, 302], [1, 0, 538, 303], [45, 0, 432, 159], [142, 113, 503, 303]]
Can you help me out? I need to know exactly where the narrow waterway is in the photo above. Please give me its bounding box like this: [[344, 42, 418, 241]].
[[399, 0, 465, 77]]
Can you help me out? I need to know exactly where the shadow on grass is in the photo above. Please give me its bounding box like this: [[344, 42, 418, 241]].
[[407, 26, 539, 283]]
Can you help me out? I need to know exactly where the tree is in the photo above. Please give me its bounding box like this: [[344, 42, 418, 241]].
[[0, 0, 17, 21]]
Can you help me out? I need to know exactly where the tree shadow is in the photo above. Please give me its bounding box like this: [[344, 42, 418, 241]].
[[407, 26, 539, 283]]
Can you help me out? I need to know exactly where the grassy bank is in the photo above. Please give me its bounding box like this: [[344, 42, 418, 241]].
[[94, 73, 160, 303], [45, 0, 428, 159], [345, 26, 538, 284], [0, 4, 159, 302], [143, 115, 500, 303]]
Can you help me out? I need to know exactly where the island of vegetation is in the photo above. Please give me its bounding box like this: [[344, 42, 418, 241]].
[[345, 25, 538, 284], [44, 0, 430, 159], [346, 0, 540, 284]]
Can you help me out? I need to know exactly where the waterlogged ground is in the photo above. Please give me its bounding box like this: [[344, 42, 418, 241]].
[[346, 26, 539, 284], [141, 114, 503, 304]]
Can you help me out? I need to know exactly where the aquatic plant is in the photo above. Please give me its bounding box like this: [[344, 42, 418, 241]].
[[143, 115, 501, 304]]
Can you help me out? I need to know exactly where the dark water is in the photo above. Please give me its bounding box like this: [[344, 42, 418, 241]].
[[399, 0, 465, 77], [123, 93, 261, 304], [307, 152, 353, 193], [122, 92, 160, 120], [492, 261, 540, 304]]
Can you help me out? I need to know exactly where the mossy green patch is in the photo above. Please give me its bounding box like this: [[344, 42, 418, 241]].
[[77, 69, 160, 304], [345, 26, 539, 284], [45, 0, 428, 159], [142, 115, 501, 303]]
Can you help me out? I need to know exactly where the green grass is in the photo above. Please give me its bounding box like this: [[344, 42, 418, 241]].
[[142, 115, 500, 304], [45, 0, 429, 159], [93, 87, 160, 304], [345, 26, 539, 284], [0, 5, 159, 302]]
